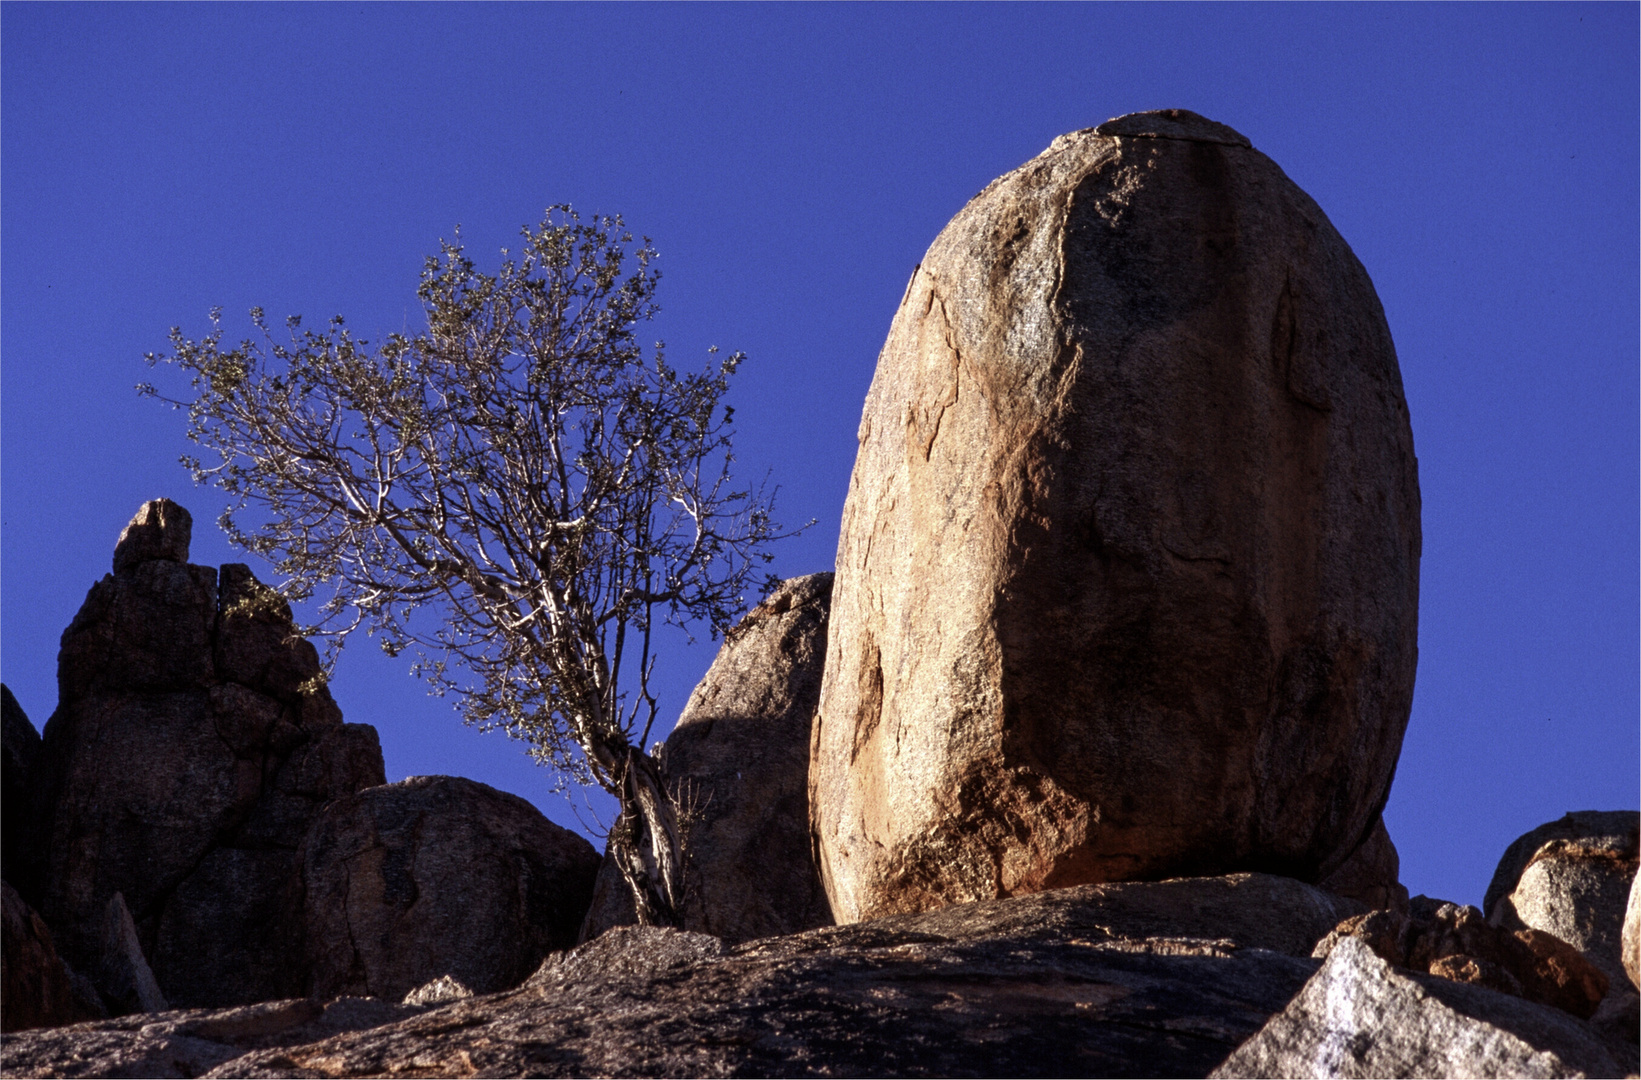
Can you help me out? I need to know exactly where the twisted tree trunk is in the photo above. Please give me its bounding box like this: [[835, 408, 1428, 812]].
[[609, 747, 683, 927]]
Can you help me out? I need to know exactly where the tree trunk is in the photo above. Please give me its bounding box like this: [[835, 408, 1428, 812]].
[[610, 747, 684, 928]]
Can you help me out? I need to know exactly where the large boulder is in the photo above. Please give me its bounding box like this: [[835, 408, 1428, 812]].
[[1485, 811, 1639, 987], [26, 500, 386, 1009], [2, 686, 42, 892], [9, 873, 1369, 1079], [1214, 936, 1622, 1079], [300, 775, 600, 1002], [582, 574, 835, 943], [813, 109, 1421, 922]]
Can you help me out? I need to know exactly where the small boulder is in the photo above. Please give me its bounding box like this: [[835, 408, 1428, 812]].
[[1215, 936, 1623, 1079], [1313, 896, 1609, 1020], [1317, 817, 1409, 912], [1486, 811, 1639, 987], [301, 775, 600, 1002], [582, 574, 835, 943]]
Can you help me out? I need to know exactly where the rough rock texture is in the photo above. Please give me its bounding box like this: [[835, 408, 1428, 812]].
[[1486, 811, 1639, 987], [300, 775, 600, 1002], [2, 685, 42, 892], [1313, 896, 1610, 1020], [95, 892, 168, 1016], [401, 975, 474, 1006], [583, 573, 835, 944], [1624, 871, 1640, 990], [1317, 816, 1409, 912], [26, 500, 386, 1009], [110, 497, 193, 575], [0, 996, 426, 1079], [1, 881, 99, 1032], [813, 109, 1420, 923], [4, 873, 1359, 1079], [1214, 936, 1622, 1079]]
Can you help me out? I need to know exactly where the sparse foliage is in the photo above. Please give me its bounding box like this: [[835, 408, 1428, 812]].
[[141, 206, 796, 924]]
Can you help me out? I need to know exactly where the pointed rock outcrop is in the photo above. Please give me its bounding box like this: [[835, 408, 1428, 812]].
[[28, 500, 385, 1009]]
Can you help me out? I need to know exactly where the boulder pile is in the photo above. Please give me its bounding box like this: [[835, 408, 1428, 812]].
[[2, 114, 1636, 1080], [2, 500, 598, 1026]]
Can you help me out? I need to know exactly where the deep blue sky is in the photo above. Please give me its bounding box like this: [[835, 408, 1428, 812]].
[[3, 4, 1635, 908]]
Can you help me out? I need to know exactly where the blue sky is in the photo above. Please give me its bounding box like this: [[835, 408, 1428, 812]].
[[3, 3, 1635, 907]]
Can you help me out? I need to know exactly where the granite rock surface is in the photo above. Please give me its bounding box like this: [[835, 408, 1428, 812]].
[[813, 109, 1420, 922], [583, 573, 835, 943], [300, 774, 600, 1002]]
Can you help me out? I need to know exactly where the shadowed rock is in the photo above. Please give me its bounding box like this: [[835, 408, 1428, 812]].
[[814, 109, 1420, 923], [582, 573, 835, 944], [0, 996, 425, 1079], [2, 873, 1363, 1079], [1317, 817, 1408, 913], [2, 686, 42, 892], [1, 881, 100, 1032], [27, 500, 385, 1010], [301, 775, 600, 1002]]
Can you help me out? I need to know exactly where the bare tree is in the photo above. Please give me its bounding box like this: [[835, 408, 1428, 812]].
[[140, 207, 796, 926]]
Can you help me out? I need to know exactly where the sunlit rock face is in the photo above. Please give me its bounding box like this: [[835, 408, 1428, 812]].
[[813, 110, 1420, 923]]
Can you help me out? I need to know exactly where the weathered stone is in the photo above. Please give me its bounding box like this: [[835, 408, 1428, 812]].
[[401, 975, 474, 1006], [300, 775, 600, 1002], [813, 109, 1420, 923], [1213, 936, 1623, 1079], [582, 573, 835, 944], [94, 892, 167, 1016], [111, 498, 192, 575], [1624, 870, 1639, 990], [215, 564, 326, 701], [1487, 811, 1639, 987], [2, 874, 1362, 1078], [1, 880, 99, 1032], [0, 996, 426, 1079], [1313, 897, 1609, 1021], [28, 501, 385, 1009], [16, 874, 1360, 1079], [1317, 816, 1409, 912], [2, 686, 42, 893]]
